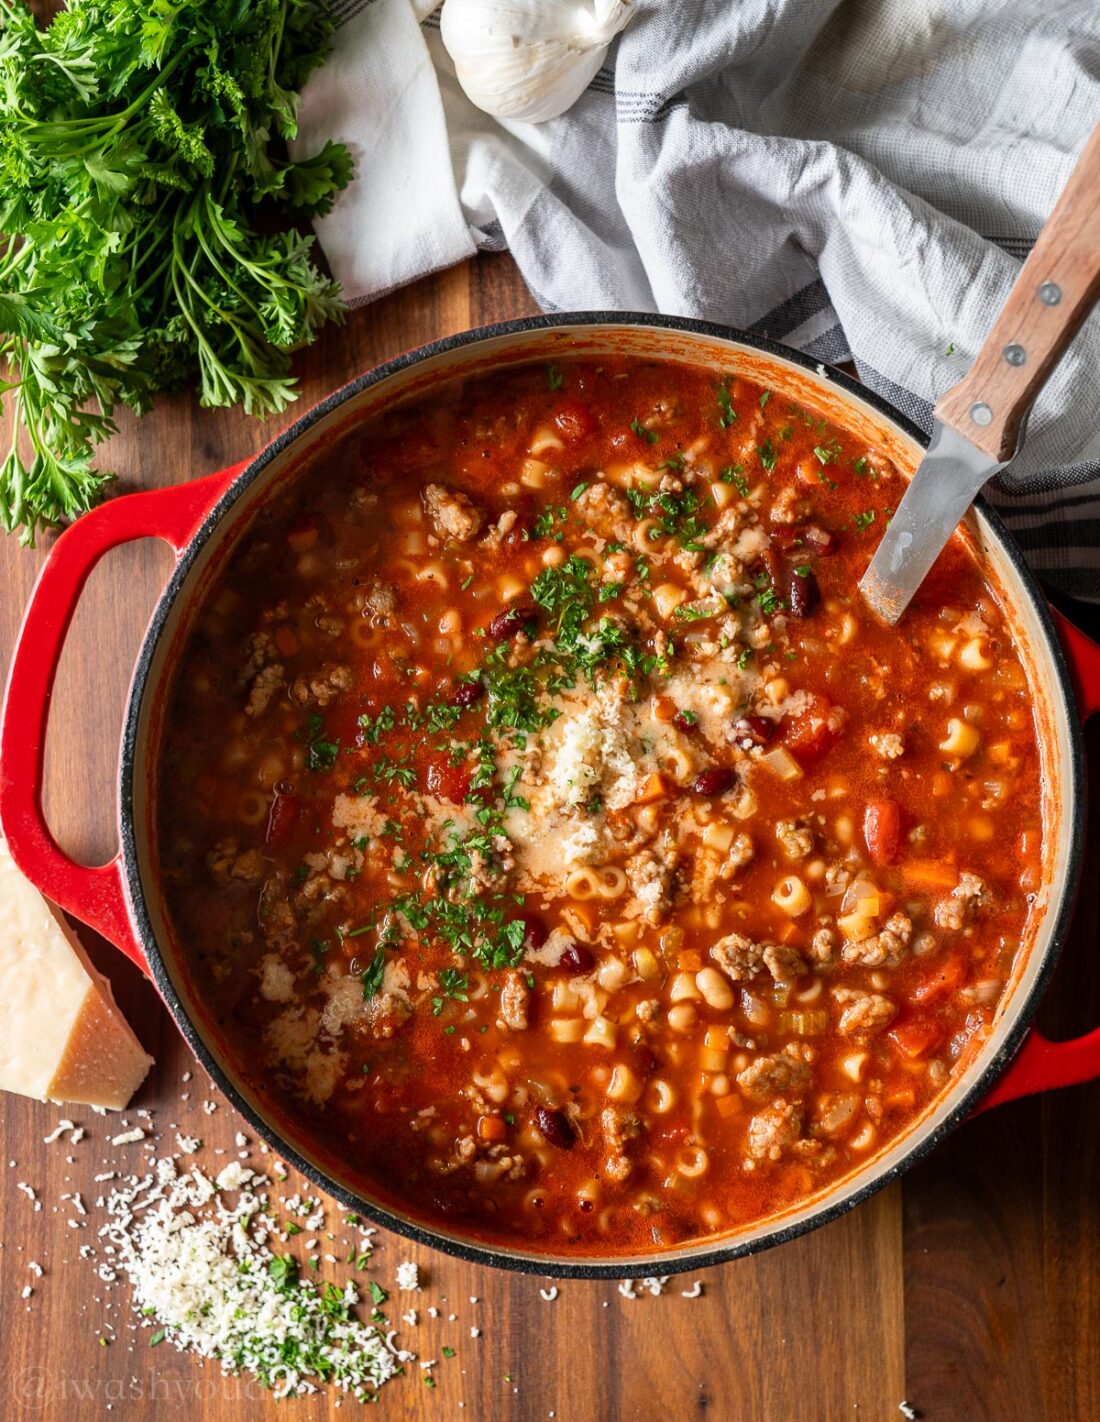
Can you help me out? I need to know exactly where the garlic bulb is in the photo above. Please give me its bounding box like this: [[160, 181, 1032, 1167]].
[[440, 0, 634, 124]]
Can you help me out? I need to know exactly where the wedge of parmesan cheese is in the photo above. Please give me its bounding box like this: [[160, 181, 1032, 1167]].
[[0, 837, 152, 1109]]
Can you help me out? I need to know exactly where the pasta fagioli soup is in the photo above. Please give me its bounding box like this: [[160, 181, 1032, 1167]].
[[156, 355, 1043, 1254]]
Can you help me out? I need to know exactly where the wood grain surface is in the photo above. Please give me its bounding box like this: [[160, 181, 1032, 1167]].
[[1, 256, 1098, 1422]]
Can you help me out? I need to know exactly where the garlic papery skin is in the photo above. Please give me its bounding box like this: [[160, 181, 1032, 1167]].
[[440, 0, 633, 124]]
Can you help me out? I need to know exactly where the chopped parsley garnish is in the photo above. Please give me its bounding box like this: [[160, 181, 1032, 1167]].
[[719, 463, 749, 495], [674, 604, 712, 621], [432, 967, 471, 1014], [305, 714, 340, 773], [793, 563, 811, 577], [371, 754, 416, 790], [759, 389, 771, 407], [530, 506, 568, 541], [598, 581, 624, 602], [358, 705, 395, 744], [461, 573, 475, 590], [369, 1281, 388, 1306], [630, 417, 658, 444], [268, 1256, 300, 1293], [360, 945, 387, 999], [677, 708, 698, 724], [717, 378, 737, 429], [813, 441, 840, 465], [570, 481, 590, 500], [546, 363, 564, 390], [758, 586, 784, 615], [737, 646, 754, 670], [757, 439, 777, 472], [657, 452, 686, 472], [853, 509, 876, 530], [625, 486, 708, 550]]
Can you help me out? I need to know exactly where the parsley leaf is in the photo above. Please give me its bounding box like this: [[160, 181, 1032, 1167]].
[[0, 0, 352, 546], [717, 378, 737, 428], [719, 464, 749, 495], [360, 945, 387, 1000], [305, 715, 340, 773]]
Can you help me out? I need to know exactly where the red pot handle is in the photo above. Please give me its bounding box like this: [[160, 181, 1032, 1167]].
[[979, 607, 1100, 1110], [0, 465, 247, 975]]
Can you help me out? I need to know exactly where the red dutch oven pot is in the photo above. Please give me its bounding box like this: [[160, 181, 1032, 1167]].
[[3, 314, 1100, 1276]]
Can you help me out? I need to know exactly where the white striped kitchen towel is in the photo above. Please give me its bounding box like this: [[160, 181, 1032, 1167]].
[[297, 0, 1100, 600]]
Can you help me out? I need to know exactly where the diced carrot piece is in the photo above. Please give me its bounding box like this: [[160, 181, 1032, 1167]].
[[651, 696, 677, 722], [477, 1115, 507, 1142], [884, 1087, 917, 1110], [888, 1017, 943, 1060], [634, 771, 670, 805], [931, 771, 953, 798], [778, 921, 802, 945], [715, 1094, 742, 1119], [912, 952, 968, 1005], [677, 949, 703, 971], [287, 525, 319, 552], [902, 859, 958, 890], [275, 625, 299, 657]]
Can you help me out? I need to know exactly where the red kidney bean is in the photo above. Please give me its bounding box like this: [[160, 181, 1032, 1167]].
[[672, 711, 699, 734], [691, 767, 735, 796], [864, 798, 901, 866], [559, 941, 595, 974], [758, 547, 783, 592], [732, 715, 774, 748], [787, 567, 820, 618], [449, 678, 484, 708], [518, 912, 549, 951], [488, 605, 538, 641], [535, 1107, 575, 1149]]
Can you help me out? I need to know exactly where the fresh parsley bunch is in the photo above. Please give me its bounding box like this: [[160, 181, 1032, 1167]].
[[0, 0, 353, 544]]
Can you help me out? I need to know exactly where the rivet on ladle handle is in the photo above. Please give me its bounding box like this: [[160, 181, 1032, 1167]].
[[934, 120, 1100, 463]]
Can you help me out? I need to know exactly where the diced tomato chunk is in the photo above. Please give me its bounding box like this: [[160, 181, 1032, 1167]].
[[912, 952, 968, 1005], [552, 401, 596, 441], [888, 1016, 943, 1060], [424, 755, 472, 804], [266, 790, 299, 846], [863, 799, 901, 866], [780, 694, 840, 760]]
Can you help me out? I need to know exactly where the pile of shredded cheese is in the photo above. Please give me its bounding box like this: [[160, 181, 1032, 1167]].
[[97, 1155, 403, 1400], [2, 1099, 742, 1411]]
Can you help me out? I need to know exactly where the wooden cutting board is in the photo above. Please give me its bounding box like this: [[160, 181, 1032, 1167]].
[[0, 255, 1097, 1422]]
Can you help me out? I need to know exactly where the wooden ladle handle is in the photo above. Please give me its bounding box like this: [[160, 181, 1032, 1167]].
[[935, 120, 1100, 462]]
